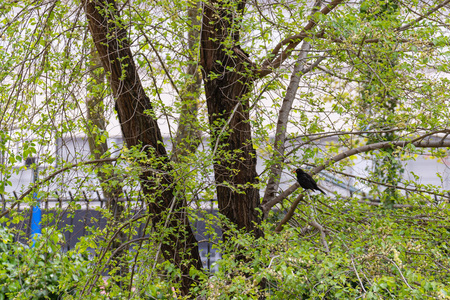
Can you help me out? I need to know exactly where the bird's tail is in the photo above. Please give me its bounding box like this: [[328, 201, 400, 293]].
[[318, 188, 326, 195]]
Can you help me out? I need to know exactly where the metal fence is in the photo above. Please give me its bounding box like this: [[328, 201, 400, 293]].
[[1, 195, 221, 271]]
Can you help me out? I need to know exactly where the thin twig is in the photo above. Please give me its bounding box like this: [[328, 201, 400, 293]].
[[350, 255, 367, 293], [378, 255, 415, 291]]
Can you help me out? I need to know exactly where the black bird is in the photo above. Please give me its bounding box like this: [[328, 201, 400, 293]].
[[293, 168, 326, 194]]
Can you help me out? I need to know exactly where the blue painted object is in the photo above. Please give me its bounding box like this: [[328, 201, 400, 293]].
[[31, 192, 41, 247]]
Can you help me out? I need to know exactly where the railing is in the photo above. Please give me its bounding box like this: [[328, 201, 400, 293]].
[[0, 194, 221, 270], [1, 191, 146, 211]]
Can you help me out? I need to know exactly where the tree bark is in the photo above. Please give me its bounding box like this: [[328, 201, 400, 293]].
[[83, 0, 202, 295], [200, 0, 262, 236]]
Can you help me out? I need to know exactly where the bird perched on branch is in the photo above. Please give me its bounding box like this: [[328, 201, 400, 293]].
[[293, 168, 326, 194]]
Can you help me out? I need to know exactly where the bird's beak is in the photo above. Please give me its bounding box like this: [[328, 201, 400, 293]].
[[292, 170, 296, 174]]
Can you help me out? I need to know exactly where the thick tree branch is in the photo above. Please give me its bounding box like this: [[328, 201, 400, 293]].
[[306, 164, 450, 200], [262, 1, 324, 213], [312, 135, 450, 175], [201, 0, 262, 237], [397, 0, 450, 32], [257, 0, 345, 77], [310, 219, 330, 253], [275, 194, 305, 232], [262, 132, 450, 214], [263, 44, 325, 212]]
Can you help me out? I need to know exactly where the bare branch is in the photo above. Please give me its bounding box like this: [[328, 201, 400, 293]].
[[323, 167, 450, 200], [312, 133, 450, 174], [262, 1, 325, 211], [262, 42, 320, 210], [350, 255, 367, 293], [275, 194, 305, 232], [309, 219, 330, 253], [257, 0, 345, 77], [356, 200, 447, 210], [378, 255, 416, 291], [397, 0, 450, 32], [262, 131, 450, 214]]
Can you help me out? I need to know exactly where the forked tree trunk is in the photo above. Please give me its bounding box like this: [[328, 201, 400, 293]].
[[200, 0, 262, 237], [83, 0, 202, 295]]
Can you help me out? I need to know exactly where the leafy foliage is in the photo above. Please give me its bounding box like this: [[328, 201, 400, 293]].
[[0, 0, 449, 298], [195, 208, 450, 299], [0, 227, 92, 300]]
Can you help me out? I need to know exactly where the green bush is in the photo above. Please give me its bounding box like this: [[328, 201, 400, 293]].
[[193, 216, 450, 300], [0, 227, 90, 300]]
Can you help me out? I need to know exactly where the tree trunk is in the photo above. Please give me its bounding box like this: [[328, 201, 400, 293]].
[[83, 0, 202, 295], [200, 0, 262, 236]]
